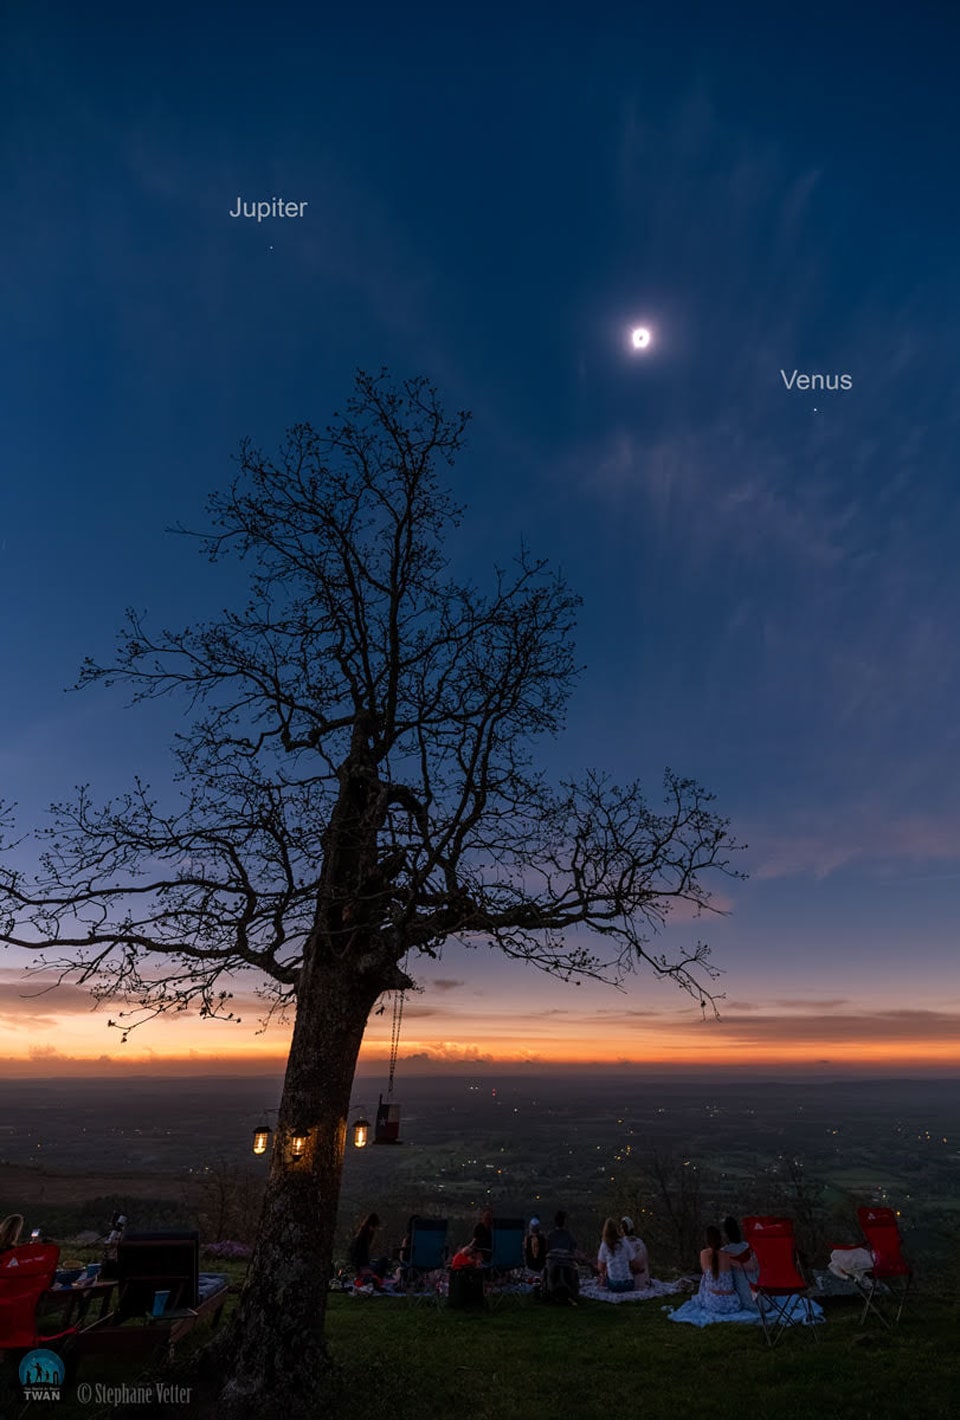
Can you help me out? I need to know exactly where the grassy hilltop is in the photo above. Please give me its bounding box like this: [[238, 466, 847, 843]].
[[8, 1269, 956, 1420]]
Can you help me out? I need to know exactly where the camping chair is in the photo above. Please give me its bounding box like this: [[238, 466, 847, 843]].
[[489, 1219, 525, 1278], [0, 1243, 79, 1351], [484, 1218, 526, 1306], [743, 1216, 819, 1347], [855, 1207, 912, 1328], [77, 1232, 229, 1361], [399, 1218, 448, 1301], [116, 1232, 202, 1320]]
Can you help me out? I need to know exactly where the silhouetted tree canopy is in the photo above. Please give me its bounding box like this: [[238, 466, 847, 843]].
[[0, 370, 742, 1414]]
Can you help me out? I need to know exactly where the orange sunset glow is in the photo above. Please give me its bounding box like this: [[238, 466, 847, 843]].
[[2, 961, 958, 1076]]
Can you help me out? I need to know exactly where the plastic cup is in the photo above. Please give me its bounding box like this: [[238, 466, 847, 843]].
[[151, 1289, 171, 1316]]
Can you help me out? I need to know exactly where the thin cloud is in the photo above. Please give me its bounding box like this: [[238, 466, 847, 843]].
[[698, 1008, 960, 1046], [0, 974, 105, 1015], [754, 814, 960, 880], [771, 998, 849, 1011]]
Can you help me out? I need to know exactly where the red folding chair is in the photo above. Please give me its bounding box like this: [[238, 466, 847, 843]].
[[743, 1216, 819, 1346], [0, 1244, 78, 1350], [855, 1206, 912, 1328]]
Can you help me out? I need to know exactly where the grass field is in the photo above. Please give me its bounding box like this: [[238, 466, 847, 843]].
[[7, 1276, 956, 1420], [321, 1290, 958, 1420]]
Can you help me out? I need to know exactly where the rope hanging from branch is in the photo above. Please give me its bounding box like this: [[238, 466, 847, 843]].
[[387, 990, 404, 1098]]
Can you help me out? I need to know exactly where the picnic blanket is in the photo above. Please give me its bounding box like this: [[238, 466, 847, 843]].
[[347, 1274, 537, 1299], [198, 1273, 229, 1302], [347, 1279, 416, 1297], [580, 1277, 686, 1304], [666, 1293, 824, 1328]]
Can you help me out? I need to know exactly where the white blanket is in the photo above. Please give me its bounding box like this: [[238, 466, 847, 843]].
[[579, 1277, 686, 1304]]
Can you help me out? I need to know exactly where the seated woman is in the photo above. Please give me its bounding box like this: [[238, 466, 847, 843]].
[[619, 1216, 650, 1287], [0, 1214, 23, 1255], [697, 1225, 747, 1314], [543, 1211, 581, 1304], [347, 1212, 391, 1286], [597, 1217, 635, 1292], [721, 1216, 758, 1307], [397, 1214, 418, 1269], [473, 1208, 494, 1265], [524, 1217, 547, 1274]]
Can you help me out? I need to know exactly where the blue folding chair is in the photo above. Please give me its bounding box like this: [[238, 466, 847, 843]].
[[485, 1218, 528, 1305], [399, 1217, 448, 1301], [490, 1218, 526, 1276]]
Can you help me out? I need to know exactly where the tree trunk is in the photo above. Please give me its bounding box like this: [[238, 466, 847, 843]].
[[217, 943, 384, 1417]]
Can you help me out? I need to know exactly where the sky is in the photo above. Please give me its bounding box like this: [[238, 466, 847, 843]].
[[2, 2, 959, 1077]]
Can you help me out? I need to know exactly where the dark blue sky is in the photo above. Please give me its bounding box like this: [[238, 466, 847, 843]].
[[2, 2, 960, 1069]]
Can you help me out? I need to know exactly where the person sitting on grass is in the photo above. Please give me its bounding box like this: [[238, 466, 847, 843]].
[[451, 1240, 484, 1270], [398, 1216, 417, 1269], [721, 1217, 757, 1278], [0, 1214, 24, 1254], [524, 1217, 547, 1274], [473, 1208, 494, 1264], [543, 1210, 581, 1305], [720, 1215, 758, 1307], [347, 1212, 391, 1287], [697, 1225, 748, 1314], [598, 1217, 635, 1293], [619, 1216, 650, 1287]]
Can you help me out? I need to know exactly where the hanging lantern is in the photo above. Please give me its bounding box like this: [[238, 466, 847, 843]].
[[252, 1125, 271, 1156], [289, 1132, 308, 1161], [352, 1117, 370, 1149]]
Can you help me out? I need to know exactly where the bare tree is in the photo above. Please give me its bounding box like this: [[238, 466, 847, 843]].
[[772, 1155, 828, 1268], [0, 371, 741, 1415], [188, 1158, 265, 1245], [644, 1150, 707, 1268]]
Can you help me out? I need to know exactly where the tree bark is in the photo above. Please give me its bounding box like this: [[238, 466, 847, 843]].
[[217, 940, 385, 1417]]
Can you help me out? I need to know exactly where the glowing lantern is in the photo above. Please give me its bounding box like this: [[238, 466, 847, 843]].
[[252, 1125, 271, 1156], [352, 1117, 370, 1149]]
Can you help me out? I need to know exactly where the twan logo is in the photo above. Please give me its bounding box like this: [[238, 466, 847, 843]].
[[19, 1348, 65, 1401]]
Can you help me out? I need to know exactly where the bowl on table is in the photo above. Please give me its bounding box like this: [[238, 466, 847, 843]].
[[54, 1268, 84, 1287]]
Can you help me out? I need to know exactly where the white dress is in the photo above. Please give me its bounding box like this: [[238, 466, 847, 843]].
[[697, 1264, 740, 1315]]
